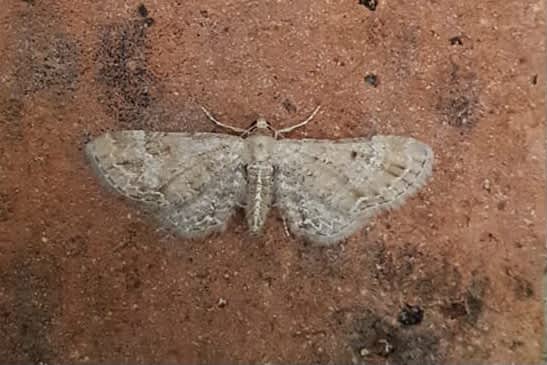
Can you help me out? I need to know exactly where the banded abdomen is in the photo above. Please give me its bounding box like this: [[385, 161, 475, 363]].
[[245, 162, 274, 234]]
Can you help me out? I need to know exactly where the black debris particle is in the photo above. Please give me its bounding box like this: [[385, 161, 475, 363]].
[[532, 74, 538, 85], [137, 4, 155, 26], [282, 99, 297, 113], [449, 36, 463, 46], [351, 151, 358, 159], [510, 340, 524, 350], [138, 4, 149, 17], [398, 304, 424, 326], [364, 73, 379, 87], [358, 0, 377, 11]]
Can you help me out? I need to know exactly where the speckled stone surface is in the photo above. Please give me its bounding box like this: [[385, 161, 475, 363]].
[[0, 1, 544, 363]]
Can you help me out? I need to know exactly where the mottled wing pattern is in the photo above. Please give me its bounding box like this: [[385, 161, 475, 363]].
[[85, 131, 248, 238], [273, 136, 433, 245]]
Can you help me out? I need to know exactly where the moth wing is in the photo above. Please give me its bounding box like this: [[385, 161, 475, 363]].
[[273, 135, 433, 245], [85, 130, 249, 238]]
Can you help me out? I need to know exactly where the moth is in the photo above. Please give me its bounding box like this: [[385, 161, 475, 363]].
[[85, 106, 433, 245]]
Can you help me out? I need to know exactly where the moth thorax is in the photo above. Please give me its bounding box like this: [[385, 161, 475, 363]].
[[245, 162, 274, 234]]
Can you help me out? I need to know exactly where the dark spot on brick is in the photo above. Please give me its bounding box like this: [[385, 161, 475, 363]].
[[333, 56, 346, 67], [440, 277, 487, 324], [340, 309, 441, 365], [351, 151, 358, 159], [532, 74, 538, 85], [510, 340, 524, 350], [0, 192, 15, 222], [449, 36, 463, 45], [367, 241, 464, 303], [358, 0, 377, 11], [440, 300, 467, 319], [126, 267, 143, 290], [138, 4, 149, 17], [438, 91, 479, 129], [445, 96, 473, 127], [364, 73, 379, 87], [0, 94, 25, 141], [398, 304, 424, 326], [479, 231, 498, 243], [282, 99, 297, 113], [437, 61, 480, 130], [16, 33, 80, 95], [62, 235, 88, 257], [506, 267, 534, 299], [514, 277, 534, 298], [464, 292, 484, 323], [1, 245, 62, 363], [200, 9, 209, 17], [96, 20, 157, 128]]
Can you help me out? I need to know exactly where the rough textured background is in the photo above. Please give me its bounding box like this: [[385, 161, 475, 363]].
[[0, 1, 544, 364]]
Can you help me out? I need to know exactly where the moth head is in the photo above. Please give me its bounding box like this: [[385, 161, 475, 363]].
[[246, 117, 275, 136]]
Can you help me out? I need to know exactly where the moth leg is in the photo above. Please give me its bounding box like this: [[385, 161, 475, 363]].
[[200, 105, 247, 134], [275, 105, 321, 137], [282, 215, 293, 239]]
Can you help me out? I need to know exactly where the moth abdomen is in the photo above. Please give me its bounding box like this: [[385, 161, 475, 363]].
[[245, 162, 274, 234]]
